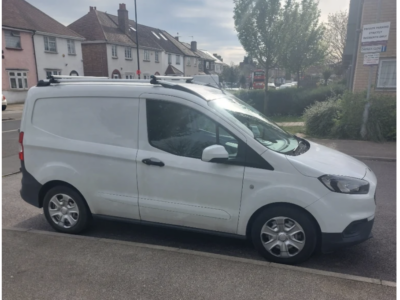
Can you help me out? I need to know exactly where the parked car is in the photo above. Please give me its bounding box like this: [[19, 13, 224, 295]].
[[2, 94, 7, 111], [19, 75, 376, 264], [278, 82, 297, 90]]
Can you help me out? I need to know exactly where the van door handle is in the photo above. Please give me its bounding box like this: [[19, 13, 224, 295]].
[[142, 158, 165, 167]]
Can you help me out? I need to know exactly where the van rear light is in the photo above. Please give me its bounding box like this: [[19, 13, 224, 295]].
[[19, 131, 24, 161]]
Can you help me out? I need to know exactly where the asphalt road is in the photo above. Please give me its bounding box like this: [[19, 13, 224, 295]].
[[2, 158, 396, 282], [2, 108, 22, 175]]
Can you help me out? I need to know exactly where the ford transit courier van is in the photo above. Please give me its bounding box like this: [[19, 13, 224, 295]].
[[19, 75, 376, 264]]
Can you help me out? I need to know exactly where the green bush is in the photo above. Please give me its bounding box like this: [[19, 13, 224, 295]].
[[231, 84, 346, 116], [303, 91, 396, 141], [303, 99, 340, 137], [336, 92, 396, 141]]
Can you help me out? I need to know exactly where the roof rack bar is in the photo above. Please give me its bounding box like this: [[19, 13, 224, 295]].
[[51, 75, 109, 79]]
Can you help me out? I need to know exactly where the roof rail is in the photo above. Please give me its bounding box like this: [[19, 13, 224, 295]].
[[37, 75, 153, 86], [150, 75, 193, 84]]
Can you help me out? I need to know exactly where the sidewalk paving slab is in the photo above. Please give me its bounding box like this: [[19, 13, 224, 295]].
[[3, 229, 395, 300], [308, 138, 396, 161]]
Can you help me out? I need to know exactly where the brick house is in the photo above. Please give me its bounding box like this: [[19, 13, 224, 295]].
[[2, 0, 84, 103], [69, 4, 192, 78], [344, 0, 396, 94], [160, 33, 200, 77], [181, 42, 217, 75]]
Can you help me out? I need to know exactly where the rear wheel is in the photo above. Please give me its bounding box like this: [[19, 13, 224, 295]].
[[251, 205, 317, 264], [43, 186, 91, 234]]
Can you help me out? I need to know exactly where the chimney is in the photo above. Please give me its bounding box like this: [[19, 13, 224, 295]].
[[191, 41, 197, 52], [118, 3, 129, 35], [175, 36, 179, 41], [90, 6, 94, 12]]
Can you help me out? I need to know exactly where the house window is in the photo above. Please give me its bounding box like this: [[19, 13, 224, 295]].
[[67, 40, 76, 55], [176, 55, 180, 65], [187, 58, 190, 66], [194, 58, 197, 67], [206, 61, 209, 69], [111, 45, 118, 58], [70, 70, 79, 76], [377, 59, 396, 88], [125, 47, 132, 59], [45, 69, 61, 78], [5, 31, 21, 49], [44, 36, 57, 52], [8, 71, 28, 89], [143, 74, 150, 79], [144, 50, 150, 61], [125, 74, 134, 79], [168, 54, 172, 64], [155, 51, 159, 63]]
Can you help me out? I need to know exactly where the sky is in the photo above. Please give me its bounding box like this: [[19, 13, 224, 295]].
[[29, 0, 350, 65]]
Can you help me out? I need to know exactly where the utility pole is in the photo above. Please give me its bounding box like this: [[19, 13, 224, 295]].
[[135, 0, 140, 79]]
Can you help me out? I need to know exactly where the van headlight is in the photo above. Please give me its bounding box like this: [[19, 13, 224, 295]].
[[319, 175, 369, 194]]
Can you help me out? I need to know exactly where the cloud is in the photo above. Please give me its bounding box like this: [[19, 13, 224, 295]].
[[27, 0, 349, 64]]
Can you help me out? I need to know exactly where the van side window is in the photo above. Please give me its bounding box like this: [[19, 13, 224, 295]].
[[146, 100, 240, 160]]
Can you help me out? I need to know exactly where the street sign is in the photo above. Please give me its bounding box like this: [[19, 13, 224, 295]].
[[363, 53, 380, 65], [361, 44, 387, 53], [361, 22, 390, 46], [136, 69, 141, 75]]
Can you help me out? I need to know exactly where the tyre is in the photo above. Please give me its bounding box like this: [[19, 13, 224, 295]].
[[2, 105, 6, 111], [251, 205, 317, 264], [43, 186, 91, 234]]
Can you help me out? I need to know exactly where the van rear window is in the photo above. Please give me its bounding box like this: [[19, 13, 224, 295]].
[[32, 97, 138, 148]]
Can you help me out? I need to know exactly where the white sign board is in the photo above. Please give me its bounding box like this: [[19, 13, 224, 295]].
[[361, 22, 390, 45], [363, 53, 380, 65], [361, 44, 387, 53]]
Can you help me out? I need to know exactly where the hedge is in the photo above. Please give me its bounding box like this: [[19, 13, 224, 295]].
[[231, 84, 346, 116], [304, 91, 396, 141], [335, 91, 396, 141]]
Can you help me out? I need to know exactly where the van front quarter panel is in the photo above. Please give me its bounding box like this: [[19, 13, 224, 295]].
[[237, 167, 330, 236]]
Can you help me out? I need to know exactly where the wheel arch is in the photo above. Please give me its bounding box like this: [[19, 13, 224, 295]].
[[245, 202, 322, 241], [39, 180, 91, 216]]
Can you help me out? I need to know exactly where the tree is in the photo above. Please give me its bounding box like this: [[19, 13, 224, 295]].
[[239, 75, 247, 88], [322, 69, 332, 85], [234, 0, 291, 113], [279, 0, 326, 88], [221, 63, 240, 87], [324, 10, 348, 64]]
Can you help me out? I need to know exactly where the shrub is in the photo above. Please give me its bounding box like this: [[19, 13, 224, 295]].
[[303, 91, 396, 141], [303, 99, 340, 137], [231, 84, 346, 116], [336, 91, 396, 141]]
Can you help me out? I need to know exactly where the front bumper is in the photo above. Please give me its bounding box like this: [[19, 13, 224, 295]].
[[321, 218, 374, 253]]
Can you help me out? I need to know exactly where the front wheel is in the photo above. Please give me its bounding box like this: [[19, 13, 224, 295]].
[[251, 205, 317, 264], [43, 186, 91, 234]]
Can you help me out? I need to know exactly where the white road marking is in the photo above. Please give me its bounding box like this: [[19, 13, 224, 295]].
[[2, 129, 19, 133]]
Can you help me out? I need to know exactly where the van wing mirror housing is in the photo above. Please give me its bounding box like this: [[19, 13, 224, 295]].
[[202, 145, 229, 163]]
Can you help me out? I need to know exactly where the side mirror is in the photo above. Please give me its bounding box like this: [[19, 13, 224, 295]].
[[202, 145, 229, 163]]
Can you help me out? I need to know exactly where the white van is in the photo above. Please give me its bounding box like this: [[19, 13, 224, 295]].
[[19, 75, 376, 264]]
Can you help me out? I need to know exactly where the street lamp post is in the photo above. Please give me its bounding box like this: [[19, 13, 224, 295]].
[[135, 0, 140, 79]]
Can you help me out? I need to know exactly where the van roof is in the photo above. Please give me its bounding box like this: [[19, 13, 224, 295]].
[[36, 76, 227, 101]]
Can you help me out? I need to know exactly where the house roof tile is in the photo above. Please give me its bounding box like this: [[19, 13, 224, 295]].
[[165, 64, 184, 76], [181, 42, 216, 61], [3, 0, 83, 38]]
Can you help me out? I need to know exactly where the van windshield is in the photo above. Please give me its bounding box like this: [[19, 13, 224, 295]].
[[209, 94, 299, 154]]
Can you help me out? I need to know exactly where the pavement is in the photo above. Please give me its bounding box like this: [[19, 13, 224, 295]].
[[3, 229, 396, 300]]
